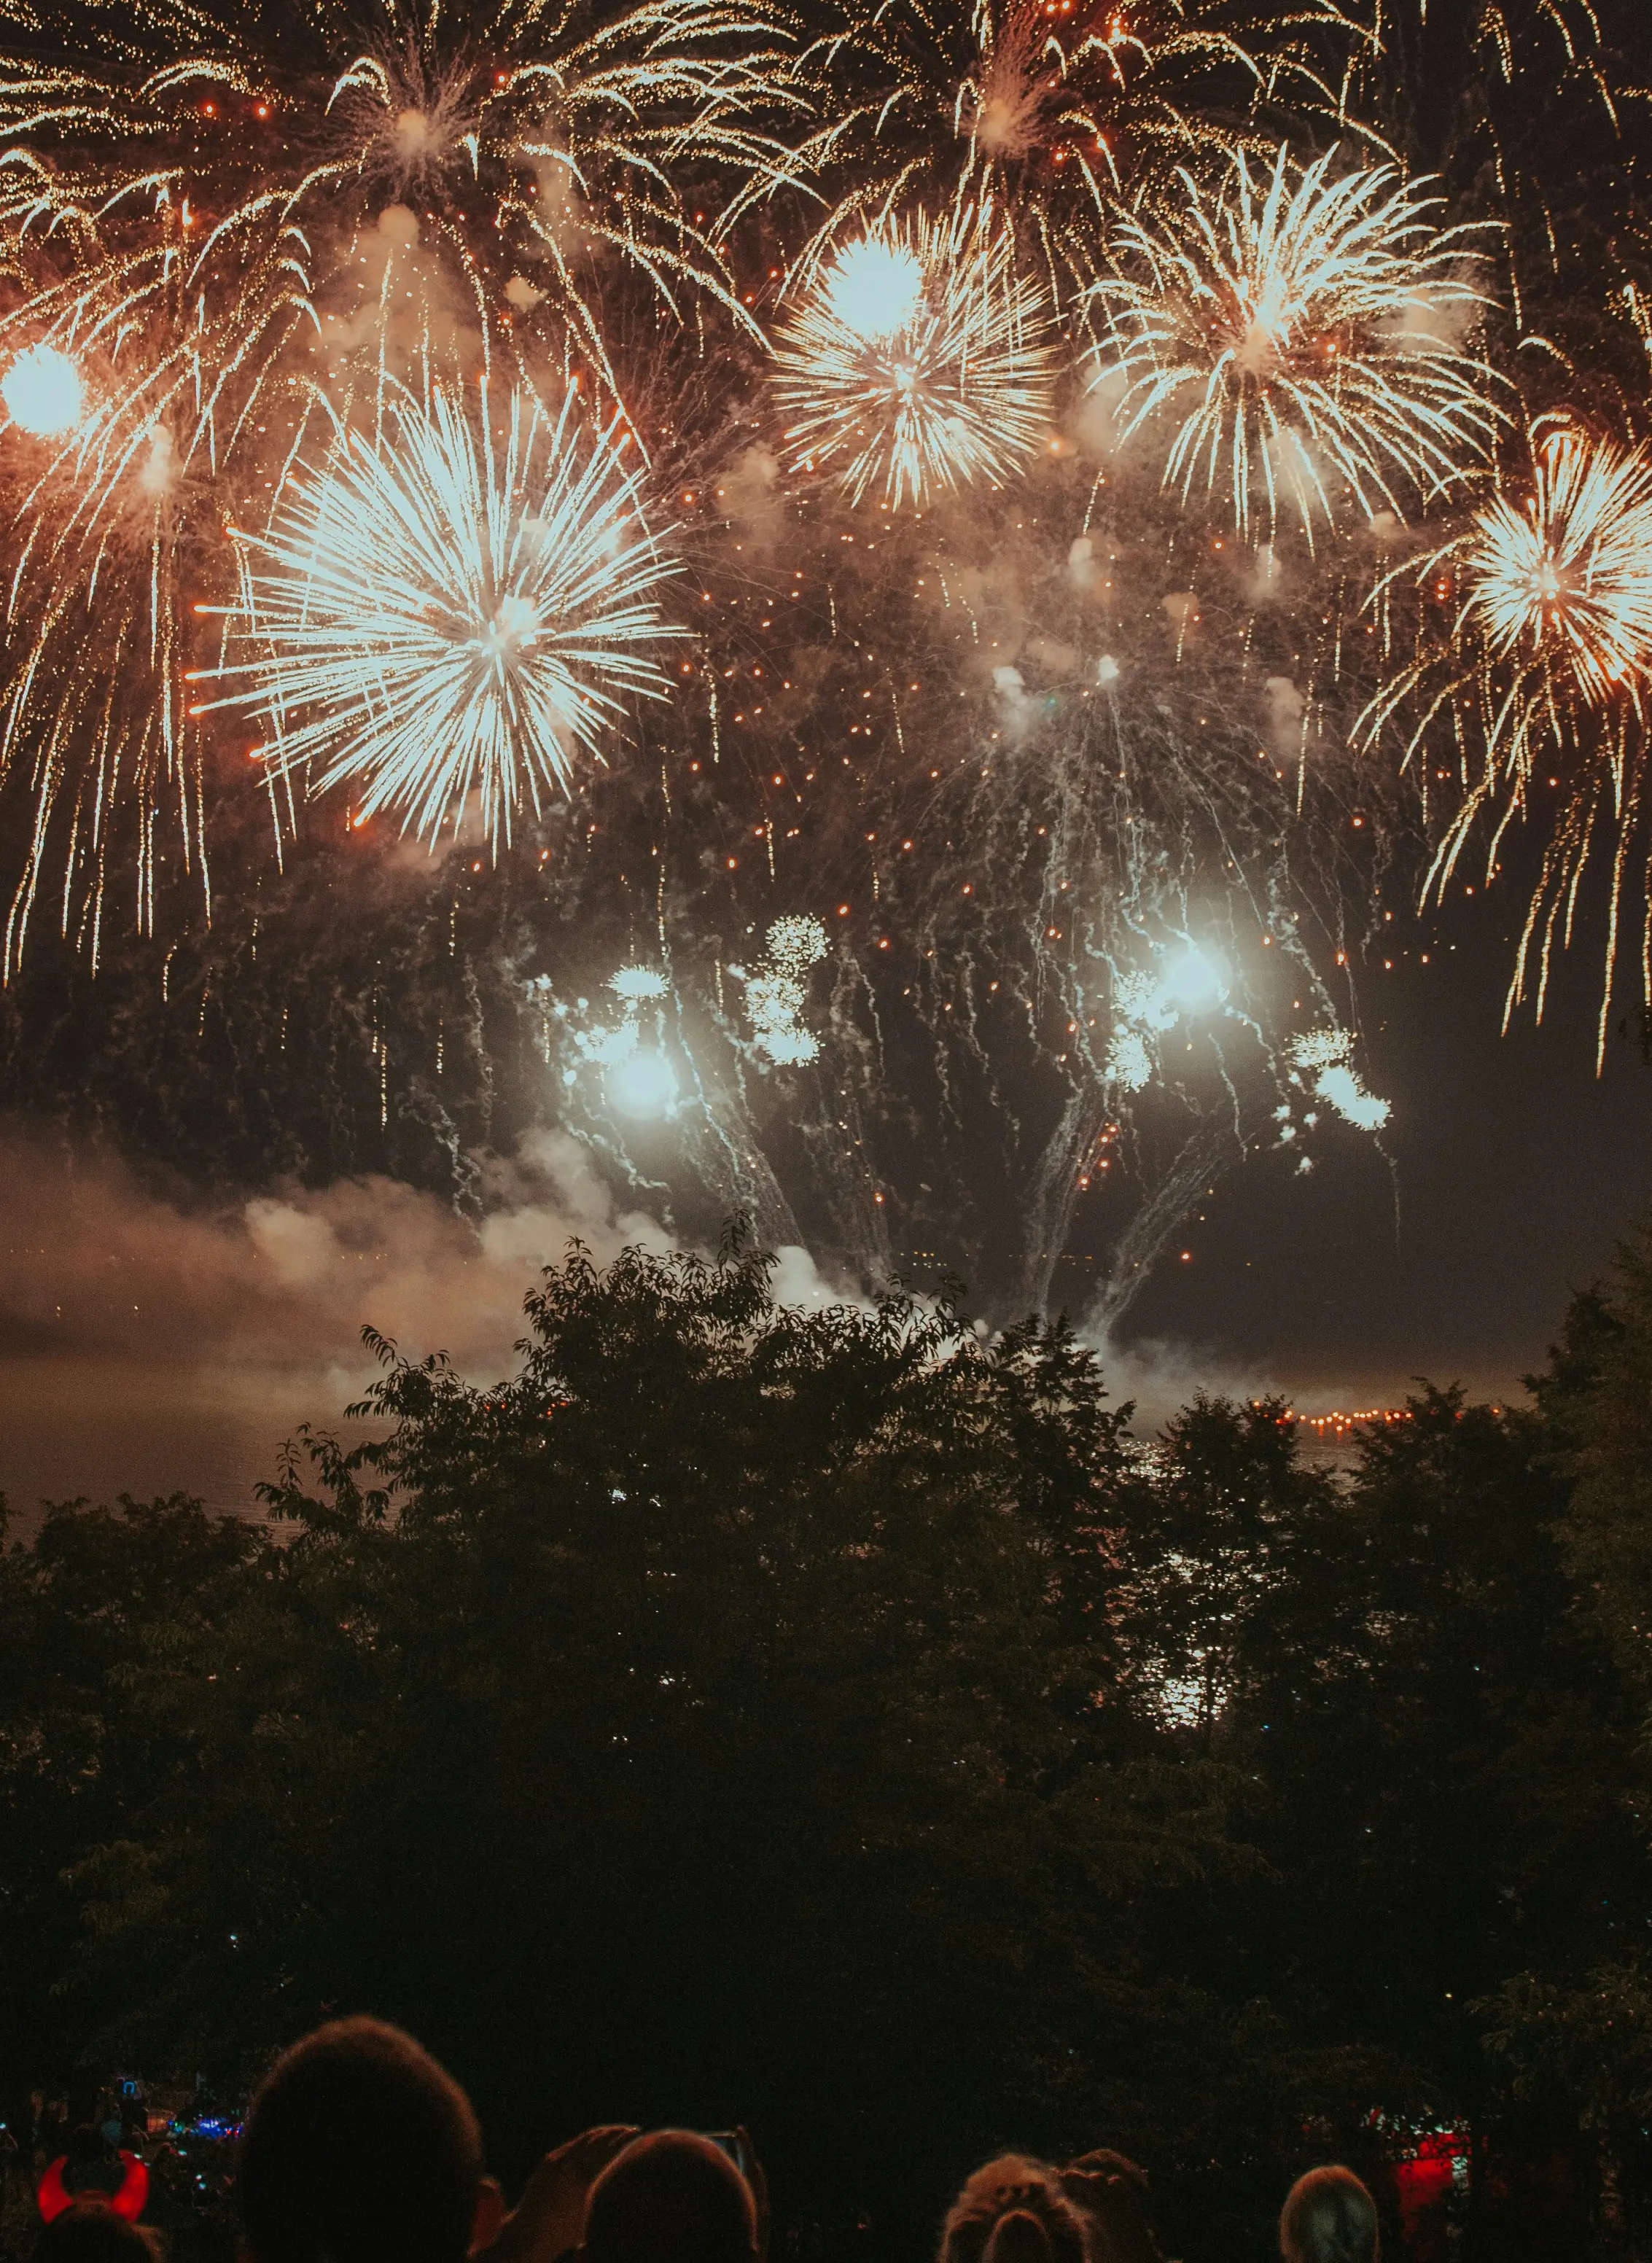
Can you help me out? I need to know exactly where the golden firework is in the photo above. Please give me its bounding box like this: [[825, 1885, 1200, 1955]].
[[1360, 423, 1652, 1063], [796, 0, 1355, 296], [0, 0, 798, 959], [1088, 142, 1499, 538]]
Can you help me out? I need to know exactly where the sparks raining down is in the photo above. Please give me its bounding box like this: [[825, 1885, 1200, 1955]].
[[198, 383, 680, 848], [956, 0, 1261, 184], [1361, 424, 1652, 1064], [0, 0, 800, 397], [1088, 144, 1498, 538], [772, 201, 1059, 510], [0, 0, 1643, 1338]]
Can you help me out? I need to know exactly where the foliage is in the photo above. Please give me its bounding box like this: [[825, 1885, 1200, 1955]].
[[4, 1230, 1652, 2259]]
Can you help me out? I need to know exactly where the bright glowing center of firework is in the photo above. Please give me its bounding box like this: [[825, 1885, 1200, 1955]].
[[1524, 555, 1567, 612], [2, 345, 85, 437], [1234, 312, 1282, 379], [609, 1048, 678, 1117], [1158, 945, 1228, 1017], [394, 108, 433, 157], [825, 241, 925, 345], [479, 592, 540, 664]]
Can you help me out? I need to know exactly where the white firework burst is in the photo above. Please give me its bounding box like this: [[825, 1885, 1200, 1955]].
[[739, 912, 830, 1062], [195, 381, 679, 846]]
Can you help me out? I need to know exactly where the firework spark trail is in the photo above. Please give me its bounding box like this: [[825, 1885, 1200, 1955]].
[[1351, 0, 1622, 335], [1088, 141, 1499, 539], [986, 693, 1374, 1320], [649, 461, 1395, 1321], [773, 199, 1059, 509], [0, 0, 804, 383], [529, 957, 811, 1252], [1360, 422, 1652, 1065], [194, 380, 681, 849]]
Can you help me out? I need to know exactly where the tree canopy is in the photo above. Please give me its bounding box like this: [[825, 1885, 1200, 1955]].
[[5, 1230, 1652, 2259]]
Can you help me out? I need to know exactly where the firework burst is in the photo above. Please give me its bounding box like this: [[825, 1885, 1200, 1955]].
[[0, 0, 800, 387], [796, 0, 1357, 297], [738, 913, 828, 1063], [1360, 422, 1652, 1063], [771, 200, 1059, 509], [0, 0, 798, 960], [1088, 142, 1498, 538], [195, 380, 680, 847]]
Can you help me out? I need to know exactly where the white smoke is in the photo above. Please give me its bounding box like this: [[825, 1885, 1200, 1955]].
[[0, 1125, 849, 1514]]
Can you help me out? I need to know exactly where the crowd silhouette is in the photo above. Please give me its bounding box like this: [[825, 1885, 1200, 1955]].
[[15, 2020, 1381, 2263]]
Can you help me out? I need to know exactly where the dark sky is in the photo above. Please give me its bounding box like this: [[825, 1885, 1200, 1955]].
[[1113, 885, 1652, 1415]]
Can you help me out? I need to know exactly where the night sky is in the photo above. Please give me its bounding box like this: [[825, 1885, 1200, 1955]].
[[4, 870, 1649, 1514], [1113, 891, 1652, 1417]]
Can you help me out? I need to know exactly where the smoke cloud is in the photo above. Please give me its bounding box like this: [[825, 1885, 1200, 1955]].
[[0, 1126, 825, 1516], [0, 1124, 679, 1378]]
